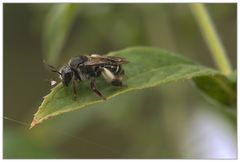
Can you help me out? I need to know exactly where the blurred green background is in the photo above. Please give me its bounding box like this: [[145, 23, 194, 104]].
[[4, 3, 236, 159]]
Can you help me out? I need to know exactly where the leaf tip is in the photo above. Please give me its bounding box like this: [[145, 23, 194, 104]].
[[29, 118, 38, 129]]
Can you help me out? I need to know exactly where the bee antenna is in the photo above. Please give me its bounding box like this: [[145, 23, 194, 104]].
[[43, 60, 62, 75]]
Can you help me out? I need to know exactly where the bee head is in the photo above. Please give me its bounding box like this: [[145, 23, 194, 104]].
[[59, 66, 73, 86]]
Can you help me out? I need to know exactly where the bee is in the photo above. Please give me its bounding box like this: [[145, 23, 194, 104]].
[[44, 54, 128, 100]]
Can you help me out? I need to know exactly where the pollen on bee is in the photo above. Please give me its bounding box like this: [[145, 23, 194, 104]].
[[51, 80, 57, 86], [101, 67, 115, 83]]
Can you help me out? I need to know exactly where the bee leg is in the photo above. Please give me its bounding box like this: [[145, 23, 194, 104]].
[[101, 67, 127, 87], [120, 69, 125, 75], [72, 79, 77, 100], [111, 78, 123, 86], [111, 78, 127, 87], [90, 79, 106, 100]]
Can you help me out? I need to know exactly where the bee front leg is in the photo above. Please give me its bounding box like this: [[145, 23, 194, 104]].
[[72, 79, 77, 100], [90, 79, 106, 100]]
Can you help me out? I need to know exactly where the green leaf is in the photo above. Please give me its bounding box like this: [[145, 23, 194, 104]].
[[194, 74, 236, 107], [30, 47, 236, 128], [43, 4, 78, 65]]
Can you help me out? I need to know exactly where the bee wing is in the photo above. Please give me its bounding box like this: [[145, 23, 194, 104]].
[[102, 56, 128, 64], [84, 55, 128, 66], [83, 56, 109, 66]]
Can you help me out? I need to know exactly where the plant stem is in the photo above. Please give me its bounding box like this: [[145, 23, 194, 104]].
[[190, 4, 232, 75]]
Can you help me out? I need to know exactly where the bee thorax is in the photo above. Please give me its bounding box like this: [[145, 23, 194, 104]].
[[78, 71, 89, 81], [90, 54, 100, 57]]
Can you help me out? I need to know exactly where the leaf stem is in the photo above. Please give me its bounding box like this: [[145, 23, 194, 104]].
[[190, 4, 232, 75]]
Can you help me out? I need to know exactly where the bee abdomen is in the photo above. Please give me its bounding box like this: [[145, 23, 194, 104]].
[[105, 65, 123, 75]]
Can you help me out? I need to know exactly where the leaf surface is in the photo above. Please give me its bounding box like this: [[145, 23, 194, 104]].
[[30, 47, 236, 128]]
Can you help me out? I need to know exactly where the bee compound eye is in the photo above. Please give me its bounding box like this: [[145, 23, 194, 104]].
[[62, 71, 73, 86]]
